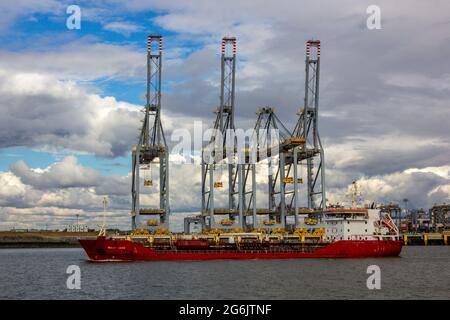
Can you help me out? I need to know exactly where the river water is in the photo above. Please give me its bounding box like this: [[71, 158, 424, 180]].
[[0, 246, 448, 299]]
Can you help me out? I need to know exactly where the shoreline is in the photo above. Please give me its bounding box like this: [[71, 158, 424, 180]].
[[0, 242, 82, 248], [0, 231, 97, 249]]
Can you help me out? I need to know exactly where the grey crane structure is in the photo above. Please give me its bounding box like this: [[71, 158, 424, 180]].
[[292, 40, 326, 212], [240, 40, 326, 230], [197, 39, 327, 232], [241, 106, 296, 230], [201, 37, 241, 230], [131, 35, 169, 231]]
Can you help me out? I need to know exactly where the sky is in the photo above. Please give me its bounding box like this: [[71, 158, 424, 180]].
[[0, 0, 449, 230]]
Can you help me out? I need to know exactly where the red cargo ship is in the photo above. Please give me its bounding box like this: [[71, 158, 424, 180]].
[[79, 209, 402, 261]]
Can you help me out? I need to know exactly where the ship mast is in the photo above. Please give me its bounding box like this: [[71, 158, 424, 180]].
[[99, 196, 108, 237], [350, 180, 362, 209]]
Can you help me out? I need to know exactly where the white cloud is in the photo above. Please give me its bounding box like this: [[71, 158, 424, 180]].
[[333, 169, 450, 209], [405, 166, 450, 179], [0, 0, 62, 31], [103, 21, 143, 36], [0, 172, 28, 203], [0, 68, 140, 156], [10, 156, 99, 189], [0, 43, 144, 81], [0, 67, 202, 157], [382, 73, 450, 91]]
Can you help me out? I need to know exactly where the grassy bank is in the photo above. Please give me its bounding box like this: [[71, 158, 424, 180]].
[[0, 231, 98, 248]]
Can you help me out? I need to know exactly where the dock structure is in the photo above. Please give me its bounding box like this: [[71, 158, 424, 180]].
[[402, 231, 450, 246], [404, 208, 429, 231], [197, 39, 326, 232], [379, 202, 450, 245], [375, 202, 450, 245], [380, 203, 402, 230], [131, 35, 169, 232], [430, 203, 450, 232]]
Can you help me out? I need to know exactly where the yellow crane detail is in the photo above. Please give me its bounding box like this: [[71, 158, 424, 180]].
[[146, 219, 159, 226], [283, 177, 303, 184]]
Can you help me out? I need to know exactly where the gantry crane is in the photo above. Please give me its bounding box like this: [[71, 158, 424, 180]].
[[241, 107, 300, 229], [241, 40, 326, 230], [292, 40, 326, 212], [131, 35, 169, 231], [201, 37, 241, 230], [192, 39, 327, 233]]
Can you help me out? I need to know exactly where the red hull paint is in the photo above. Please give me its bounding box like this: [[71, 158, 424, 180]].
[[79, 238, 402, 261]]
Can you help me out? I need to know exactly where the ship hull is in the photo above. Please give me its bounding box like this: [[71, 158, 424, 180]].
[[79, 238, 402, 262]]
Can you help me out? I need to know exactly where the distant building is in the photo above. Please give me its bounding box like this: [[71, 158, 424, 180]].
[[10, 228, 28, 232], [65, 224, 89, 232]]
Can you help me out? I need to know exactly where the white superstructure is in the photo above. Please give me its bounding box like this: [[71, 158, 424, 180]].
[[321, 209, 399, 241]]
